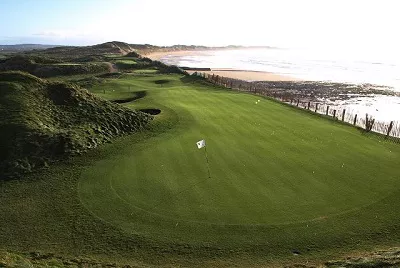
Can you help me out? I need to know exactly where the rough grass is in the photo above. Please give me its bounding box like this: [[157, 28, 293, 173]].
[[0, 73, 399, 267], [2, 247, 399, 267], [0, 71, 152, 178]]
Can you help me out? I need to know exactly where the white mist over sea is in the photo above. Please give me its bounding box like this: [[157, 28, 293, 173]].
[[160, 47, 400, 123]]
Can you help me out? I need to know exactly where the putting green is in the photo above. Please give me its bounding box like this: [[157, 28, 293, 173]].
[[79, 74, 400, 245]]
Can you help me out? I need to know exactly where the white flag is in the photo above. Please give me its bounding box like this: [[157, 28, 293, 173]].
[[196, 139, 206, 149]]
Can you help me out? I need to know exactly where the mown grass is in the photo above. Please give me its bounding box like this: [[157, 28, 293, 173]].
[[115, 59, 138, 70], [81, 73, 400, 246], [115, 59, 137, 65], [132, 69, 159, 74], [1, 73, 400, 267]]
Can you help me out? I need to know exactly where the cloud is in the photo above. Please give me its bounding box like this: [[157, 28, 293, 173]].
[[32, 29, 93, 39], [33, 31, 61, 37]]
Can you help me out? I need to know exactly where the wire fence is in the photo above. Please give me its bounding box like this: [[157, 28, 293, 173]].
[[192, 72, 400, 143]]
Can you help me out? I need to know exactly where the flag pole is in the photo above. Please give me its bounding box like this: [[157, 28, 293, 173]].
[[204, 146, 211, 179]]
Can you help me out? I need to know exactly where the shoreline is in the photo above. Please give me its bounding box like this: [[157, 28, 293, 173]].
[[186, 69, 301, 82], [144, 50, 209, 61], [143, 50, 400, 122], [145, 50, 300, 81]]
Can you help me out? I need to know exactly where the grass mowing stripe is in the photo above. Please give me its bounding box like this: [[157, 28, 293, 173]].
[[74, 74, 400, 258]]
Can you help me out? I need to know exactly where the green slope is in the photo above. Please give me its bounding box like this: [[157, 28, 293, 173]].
[[1, 73, 399, 266]]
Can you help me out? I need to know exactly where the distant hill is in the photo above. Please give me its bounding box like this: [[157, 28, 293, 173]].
[[0, 71, 152, 179], [1, 42, 276, 60], [26, 41, 138, 61], [0, 44, 61, 52], [1, 42, 276, 55]]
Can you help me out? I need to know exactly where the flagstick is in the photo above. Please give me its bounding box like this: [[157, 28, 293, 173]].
[[204, 146, 211, 179]]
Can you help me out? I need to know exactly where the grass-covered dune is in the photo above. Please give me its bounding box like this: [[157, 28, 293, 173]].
[[0, 71, 151, 179], [25, 41, 137, 61], [1, 72, 400, 266], [0, 55, 110, 78]]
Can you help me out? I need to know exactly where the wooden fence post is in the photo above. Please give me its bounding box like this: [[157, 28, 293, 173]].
[[326, 106, 329, 115], [370, 118, 375, 131], [386, 121, 394, 138], [342, 109, 346, 121], [297, 100, 300, 107], [315, 103, 319, 113], [353, 114, 358, 125], [365, 114, 375, 132], [333, 109, 337, 119], [307, 102, 311, 110]]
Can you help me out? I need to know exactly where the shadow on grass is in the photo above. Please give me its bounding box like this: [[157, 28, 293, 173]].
[[139, 108, 161, 115], [180, 75, 224, 89], [154, 79, 171, 85], [111, 90, 147, 104]]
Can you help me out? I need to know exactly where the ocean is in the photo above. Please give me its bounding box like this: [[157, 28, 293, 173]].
[[159, 48, 400, 123]]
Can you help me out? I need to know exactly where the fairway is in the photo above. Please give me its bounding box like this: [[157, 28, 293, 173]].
[[79, 74, 400, 249]]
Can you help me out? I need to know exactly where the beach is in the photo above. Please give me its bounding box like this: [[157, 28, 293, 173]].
[[145, 50, 300, 81], [186, 69, 300, 81], [145, 50, 207, 61], [143, 49, 400, 123]]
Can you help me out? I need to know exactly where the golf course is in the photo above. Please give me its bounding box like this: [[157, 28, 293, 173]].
[[1, 70, 400, 267], [86, 72, 400, 260]]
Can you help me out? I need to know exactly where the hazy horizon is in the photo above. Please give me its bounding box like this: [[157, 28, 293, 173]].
[[1, 0, 399, 52], [0, 42, 279, 47]]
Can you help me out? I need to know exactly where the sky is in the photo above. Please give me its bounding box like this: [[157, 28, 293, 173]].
[[1, 0, 399, 50]]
